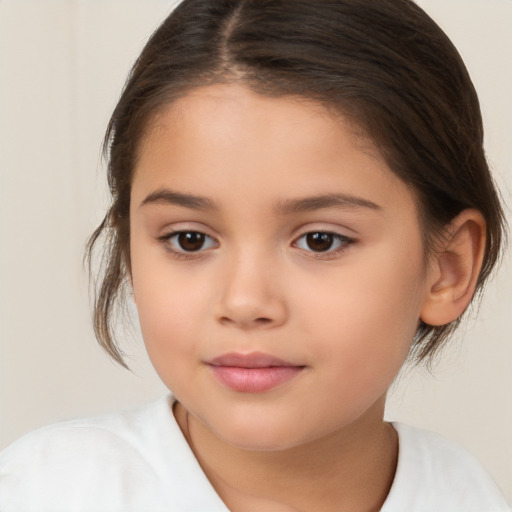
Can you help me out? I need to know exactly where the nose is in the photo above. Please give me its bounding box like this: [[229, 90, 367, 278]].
[[214, 249, 288, 330]]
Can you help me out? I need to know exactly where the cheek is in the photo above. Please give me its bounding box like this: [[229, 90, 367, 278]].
[[130, 244, 207, 375], [134, 277, 201, 348], [133, 280, 207, 396], [295, 246, 426, 394]]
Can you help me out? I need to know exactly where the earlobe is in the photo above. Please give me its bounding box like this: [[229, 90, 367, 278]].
[[420, 209, 486, 326]]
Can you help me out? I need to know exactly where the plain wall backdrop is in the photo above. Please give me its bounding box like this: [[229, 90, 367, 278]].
[[1, 0, 511, 502]]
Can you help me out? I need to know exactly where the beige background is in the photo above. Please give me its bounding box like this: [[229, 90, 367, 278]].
[[0, 0, 511, 502]]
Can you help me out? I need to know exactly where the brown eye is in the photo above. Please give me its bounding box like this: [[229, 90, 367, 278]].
[[306, 232, 335, 252], [294, 231, 353, 254], [161, 230, 217, 257], [177, 232, 206, 252]]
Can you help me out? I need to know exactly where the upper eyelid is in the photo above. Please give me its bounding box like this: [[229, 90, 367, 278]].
[[159, 224, 218, 239], [162, 228, 214, 237], [294, 227, 353, 237], [155, 215, 357, 235], [160, 227, 352, 238]]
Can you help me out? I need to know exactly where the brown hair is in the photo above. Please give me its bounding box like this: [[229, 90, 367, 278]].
[[87, 0, 506, 367]]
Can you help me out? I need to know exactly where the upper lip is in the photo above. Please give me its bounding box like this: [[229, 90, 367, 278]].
[[208, 352, 302, 368]]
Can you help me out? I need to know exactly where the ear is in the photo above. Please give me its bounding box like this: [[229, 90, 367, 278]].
[[420, 209, 486, 326]]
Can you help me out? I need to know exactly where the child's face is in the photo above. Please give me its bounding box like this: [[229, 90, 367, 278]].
[[130, 83, 431, 450]]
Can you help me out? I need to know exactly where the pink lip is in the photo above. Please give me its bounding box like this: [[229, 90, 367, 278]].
[[207, 352, 305, 393]]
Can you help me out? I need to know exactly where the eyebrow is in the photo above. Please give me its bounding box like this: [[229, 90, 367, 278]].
[[140, 189, 218, 211], [140, 188, 382, 214], [273, 193, 382, 214]]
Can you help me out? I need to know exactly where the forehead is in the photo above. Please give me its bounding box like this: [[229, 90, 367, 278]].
[[143, 83, 379, 157], [132, 83, 415, 216]]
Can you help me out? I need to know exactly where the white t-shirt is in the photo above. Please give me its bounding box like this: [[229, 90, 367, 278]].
[[0, 396, 508, 512]]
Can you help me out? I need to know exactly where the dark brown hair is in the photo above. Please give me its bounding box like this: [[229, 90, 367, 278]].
[[87, 0, 506, 367]]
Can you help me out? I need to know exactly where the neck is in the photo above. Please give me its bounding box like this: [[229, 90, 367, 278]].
[[174, 398, 398, 512]]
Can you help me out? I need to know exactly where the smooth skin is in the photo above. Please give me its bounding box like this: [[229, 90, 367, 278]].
[[129, 83, 485, 512]]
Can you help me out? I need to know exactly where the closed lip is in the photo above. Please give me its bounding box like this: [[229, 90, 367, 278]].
[[207, 352, 303, 369], [206, 352, 306, 393]]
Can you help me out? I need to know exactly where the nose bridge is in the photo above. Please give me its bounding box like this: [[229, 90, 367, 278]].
[[215, 242, 287, 329]]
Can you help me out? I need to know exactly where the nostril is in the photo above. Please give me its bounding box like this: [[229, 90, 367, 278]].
[[218, 316, 273, 327], [255, 317, 272, 325]]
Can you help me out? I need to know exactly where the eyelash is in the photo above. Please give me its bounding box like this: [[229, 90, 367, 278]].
[[158, 230, 355, 260]]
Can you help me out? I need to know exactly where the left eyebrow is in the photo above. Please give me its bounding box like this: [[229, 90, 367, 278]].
[[274, 193, 382, 215]]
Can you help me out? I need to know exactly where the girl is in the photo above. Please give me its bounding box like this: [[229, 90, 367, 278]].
[[0, 0, 509, 510]]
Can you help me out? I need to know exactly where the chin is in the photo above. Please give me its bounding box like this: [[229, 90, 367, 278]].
[[207, 413, 319, 452]]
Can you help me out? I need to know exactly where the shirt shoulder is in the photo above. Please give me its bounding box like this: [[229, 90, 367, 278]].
[[381, 422, 510, 512], [0, 396, 228, 512]]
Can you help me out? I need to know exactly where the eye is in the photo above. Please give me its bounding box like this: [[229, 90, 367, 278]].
[[162, 231, 218, 254], [294, 231, 353, 254]]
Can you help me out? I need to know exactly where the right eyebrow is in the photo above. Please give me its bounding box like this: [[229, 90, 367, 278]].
[[139, 188, 218, 211]]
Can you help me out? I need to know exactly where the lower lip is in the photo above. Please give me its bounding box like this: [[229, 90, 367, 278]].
[[209, 365, 304, 393]]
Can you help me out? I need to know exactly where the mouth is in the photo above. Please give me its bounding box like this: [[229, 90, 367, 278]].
[[206, 352, 306, 393]]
